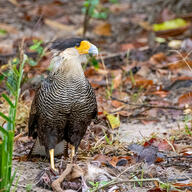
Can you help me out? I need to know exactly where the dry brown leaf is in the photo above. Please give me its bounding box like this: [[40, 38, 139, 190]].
[[168, 59, 192, 70], [93, 154, 110, 164], [120, 43, 135, 51], [134, 79, 153, 88], [30, 3, 64, 18], [178, 92, 192, 106], [174, 143, 192, 154], [150, 52, 166, 63], [111, 100, 124, 108], [119, 111, 132, 117], [44, 19, 75, 31], [147, 187, 166, 192], [112, 73, 122, 89], [84, 67, 97, 77], [109, 3, 130, 14], [173, 182, 192, 187], [139, 21, 153, 31], [109, 156, 119, 167], [124, 75, 153, 88], [0, 23, 18, 34], [93, 22, 111, 36], [8, 0, 19, 6], [151, 91, 168, 98], [157, 139, 172, 151]]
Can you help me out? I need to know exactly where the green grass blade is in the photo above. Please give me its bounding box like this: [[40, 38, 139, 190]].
[[0, 135, 8, 191], [7, 131, 14, 181], [1, 93, 15, 108], [5, 82, 16, 97], [0, 112, 12, 123], [0, 125, 8, 136], [12, 65, 19, 78], [8, 166, 18, 192]]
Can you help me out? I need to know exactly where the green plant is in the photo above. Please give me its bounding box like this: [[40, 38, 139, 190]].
[[82, 0, 118, 36], [0, 51, 27, 191], [0, 29, 7, 36], [82, 0, 108, 20], [89, 180, 110, 191], [82, 56, 99, 71], [28, 39, 44, 66], [25, 184, 32, 192], [106, 80, 114, 99], [104, 132, 113, 145], [184, 114, 192, 136]]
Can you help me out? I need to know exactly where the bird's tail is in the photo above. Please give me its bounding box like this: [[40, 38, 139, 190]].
[[28, 137, 66, 158]]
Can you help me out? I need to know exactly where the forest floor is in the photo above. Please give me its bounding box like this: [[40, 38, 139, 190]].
[[0, 0, 192, 191]]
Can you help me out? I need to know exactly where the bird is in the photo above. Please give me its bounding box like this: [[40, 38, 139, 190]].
[[28, 38, 98, 171]]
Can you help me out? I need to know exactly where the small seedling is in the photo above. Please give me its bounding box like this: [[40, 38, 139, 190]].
[[29, 39, 44, 56], [184, 115, 192, 136], [82, 0, 118, 36], [28, 39, 45, 66], [0, 29, 7, 36], [104, 133, 113, 145], [89, 180, 110, 191], [106, 80, 114, 99], [25, 184, 33, 192]]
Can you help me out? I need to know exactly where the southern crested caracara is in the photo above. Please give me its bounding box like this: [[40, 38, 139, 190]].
[[28, 38, 98, 171]]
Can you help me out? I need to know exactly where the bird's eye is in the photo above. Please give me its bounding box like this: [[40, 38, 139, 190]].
[[76, 42, 80, 47]]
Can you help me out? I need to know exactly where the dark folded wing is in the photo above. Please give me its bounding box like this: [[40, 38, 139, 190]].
[[28, 84, 41, 138]]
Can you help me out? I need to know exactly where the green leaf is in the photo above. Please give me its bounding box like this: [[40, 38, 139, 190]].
[[1, 93, 15, 108], [0, 125, 8, 136], [104, 112, 120, 129], [104, 134, 112, 145], [83, 1, 89, 7], [29, 40, 42, 51], [155, 37, 166, 43], [153, 18, 187, 32], [12, 64, 20, 77], [9, 168, 19, 192], [89, 181, 95, 186], [0, 112, 12, 123], [93, 11, 108, 19], [28, 58, 37, 66], [0, 29, 7, 35], [100, 180, 110, 185], [109, 0, 118, 3], [90, 57, 99, 69], [6, 82, 16, 96], [0, 74, 4, 83], [11, 58, 19, 65]]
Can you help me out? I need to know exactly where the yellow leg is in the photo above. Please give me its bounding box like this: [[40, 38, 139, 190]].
[[49, 149, 57, 171], [71, 145, 75, 163]]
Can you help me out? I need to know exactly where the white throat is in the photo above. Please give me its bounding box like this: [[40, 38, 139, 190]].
[[50, 48, 87, 78]]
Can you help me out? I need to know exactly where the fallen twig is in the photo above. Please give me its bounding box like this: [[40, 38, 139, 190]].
[[92, 178, 183, 192], [52, 164, 73, 192], [111, 96, 185, 111], [51, 164, 84, 192], [82, 2, 91, 37]]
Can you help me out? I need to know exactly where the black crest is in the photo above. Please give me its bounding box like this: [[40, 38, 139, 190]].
[[50, 38, 85, 51]]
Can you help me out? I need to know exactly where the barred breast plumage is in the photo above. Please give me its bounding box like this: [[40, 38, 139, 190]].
[[29, 72, 97, 154]]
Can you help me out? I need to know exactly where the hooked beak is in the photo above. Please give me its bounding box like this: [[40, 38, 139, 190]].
[[88, 44, 98, 56]]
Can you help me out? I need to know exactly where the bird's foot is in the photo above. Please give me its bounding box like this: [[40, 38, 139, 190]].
[[49, 149, 59, 173], [70, 145, 76, 163]]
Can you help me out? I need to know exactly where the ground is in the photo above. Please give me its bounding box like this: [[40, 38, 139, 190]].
[[1, 0, 192, 191]]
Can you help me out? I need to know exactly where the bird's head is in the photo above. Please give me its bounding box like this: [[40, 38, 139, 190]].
[[50, 38, 98, 73]]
